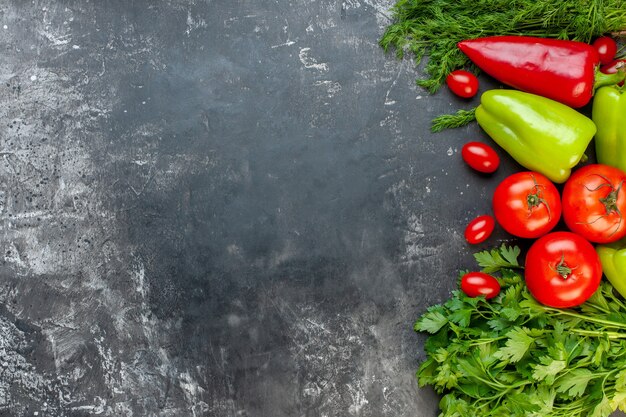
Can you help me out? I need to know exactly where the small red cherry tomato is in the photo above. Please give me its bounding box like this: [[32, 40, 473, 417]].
[[461, 272, 500, 299], [446, 70, 479, 98], [464, 215, 495, 244], [592, 36, 618, 65], [600, 59, 626, 74], [601, 59, 626, 86], [461, 142, 500, 173]]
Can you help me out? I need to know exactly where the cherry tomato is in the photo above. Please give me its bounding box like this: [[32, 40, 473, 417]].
[[461, 142, 500, 173], [600, 59, 626, 86], [562, 164, 626, 243], [446, 70, 479, 98], [464, 215, 495, 244], [524, 231, 602, 308], [492, 172, 561, 239], [592, 36, 618, 65], [461, 272, 500, 299], [600, 59, 626, 74]]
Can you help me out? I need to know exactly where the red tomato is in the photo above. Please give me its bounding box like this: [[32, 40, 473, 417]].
[[524, 231, 602, 308], [592, 36, 618, 65], [600, 59, 626, 74], [446, 70, 479, 98], [461, 142, 500, 173], [492, 172, 561, 238], [461, 272, 500, 299], [600, 59, 626, 86], [562, 164, 626, 243], [464, 215, 495, 244]]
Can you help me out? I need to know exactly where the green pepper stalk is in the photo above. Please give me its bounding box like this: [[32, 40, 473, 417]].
[[593, 75, 626, 173], [475, 90, 596, 183], [596, 239, 626, 299]]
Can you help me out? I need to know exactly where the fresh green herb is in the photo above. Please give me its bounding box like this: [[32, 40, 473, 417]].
[[416, 245, 626, 417], [380, 0, 626, 94], [473, 244, 522, 273], [431, 108, 476, 133]]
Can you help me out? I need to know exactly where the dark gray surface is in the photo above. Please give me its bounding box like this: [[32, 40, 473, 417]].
[[0, 1, 623, 416]]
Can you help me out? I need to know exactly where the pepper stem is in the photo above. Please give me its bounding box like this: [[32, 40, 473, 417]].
[[594, 67, 626, 91]]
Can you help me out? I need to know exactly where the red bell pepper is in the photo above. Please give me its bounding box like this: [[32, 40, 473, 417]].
[[458, 36, 625, 108]]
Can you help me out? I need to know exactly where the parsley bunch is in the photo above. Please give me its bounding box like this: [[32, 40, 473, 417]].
[[416, 245, 626, 417]]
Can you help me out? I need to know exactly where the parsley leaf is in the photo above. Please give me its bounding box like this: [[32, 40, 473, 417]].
[[531, 357, 566, 384], [415, 306, 448, 334], [612, 370, 626, 411], [616, 369, 626, 391], [494, 327, 535, 363], [448, 308, 472, 328], [556, 368, 595, 397], [507, 392, 541, 414], [611, 388, 626, 412], [590, 396, 612, 417], [434, 362, 459, 390], [473, 244, 522, 273]]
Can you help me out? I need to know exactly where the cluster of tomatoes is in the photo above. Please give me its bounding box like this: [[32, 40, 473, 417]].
[[459, 141, 626, 309], [447, 36, 626, 310]]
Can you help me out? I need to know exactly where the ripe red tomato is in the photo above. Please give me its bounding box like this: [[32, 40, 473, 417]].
[[592, 36, 618, 65], [461, 142, 500, 173], [562, 164, 626, 243], [524, 231, 602, 308], [492, 172, 561, 238], [600, 59, 626, 86], [461, 272, 500, 299], [600, 59, 626, 74], [464, 215, 495, 244], [446, 70, 479, 98]]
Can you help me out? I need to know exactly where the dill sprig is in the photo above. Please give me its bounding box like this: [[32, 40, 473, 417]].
[[431, 108, 476, 132], [380, 0, 626, 93]]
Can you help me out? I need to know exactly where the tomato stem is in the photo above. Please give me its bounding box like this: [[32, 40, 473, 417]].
[[600, 187, 620, 214], [527, 193, 540, 207], [527, 174, 551, 219], [580, 176, 625, 237], [555, 253, 572, 279]]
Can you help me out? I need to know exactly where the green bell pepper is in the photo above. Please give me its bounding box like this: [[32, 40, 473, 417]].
[[597, 239, 626, 299], [476, 90, 596, 183], [593, 85, 626, 173]]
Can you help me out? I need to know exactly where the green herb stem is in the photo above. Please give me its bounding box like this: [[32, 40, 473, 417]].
[[612, 294, 626, 311], [570, 328, 626, 339], [547, 308, 626, 330], [468, 337, 507, 346]]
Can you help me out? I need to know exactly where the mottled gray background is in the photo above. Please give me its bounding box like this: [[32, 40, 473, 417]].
[[0, 1, 622, 417]]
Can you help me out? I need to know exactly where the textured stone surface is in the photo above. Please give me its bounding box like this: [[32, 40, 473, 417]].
[[0, 1, 623, 416]]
